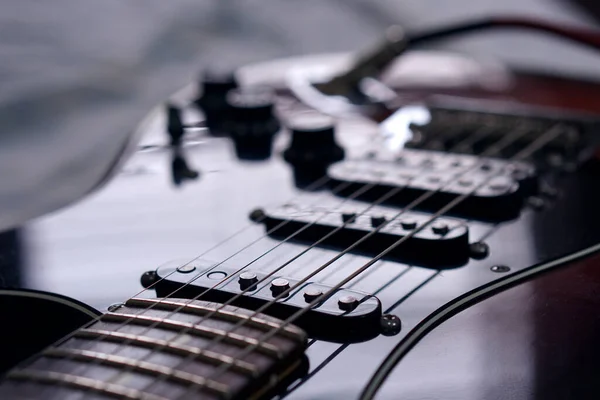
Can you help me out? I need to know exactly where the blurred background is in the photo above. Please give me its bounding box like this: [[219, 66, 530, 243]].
[[2, 0, 600, 230]]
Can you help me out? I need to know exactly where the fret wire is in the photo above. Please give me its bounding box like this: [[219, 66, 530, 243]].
[[101, 312, 283, 358], [41, 348, 230, 396], [187, 122, 564, 398], [125, 298, 304, 339], [74, 329, 257, 375]]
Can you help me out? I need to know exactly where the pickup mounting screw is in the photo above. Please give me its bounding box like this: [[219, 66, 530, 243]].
[[249, 208, 266, 222], [469, 242, 489, 259], [490, 265, 510, 273], [140, 271, 158, 288], [107, 303, 125, 312], [380, 314, 402, 336]]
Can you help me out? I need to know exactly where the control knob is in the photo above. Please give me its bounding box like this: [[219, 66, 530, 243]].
[[283, 112, 345, 188], [195, 68, 238, 135], [224, 87, 280, 160]]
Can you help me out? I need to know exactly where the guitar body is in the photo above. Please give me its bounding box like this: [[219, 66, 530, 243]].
[[3, 49, 600, 399], [0, 290, 100, 374]]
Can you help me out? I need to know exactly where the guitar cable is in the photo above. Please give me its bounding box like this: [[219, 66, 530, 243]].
[[317, 16, 600, 102]]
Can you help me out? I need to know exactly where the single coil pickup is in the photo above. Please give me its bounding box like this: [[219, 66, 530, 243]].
[[146, 261, 384, 343], [255, 204, 470, 268], [327, 149, 538, 221]]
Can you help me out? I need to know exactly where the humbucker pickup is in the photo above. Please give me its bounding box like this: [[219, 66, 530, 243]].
[[145, 261, 384, 343], [255, 204, 470, 268], [327, 149, 537, 221]]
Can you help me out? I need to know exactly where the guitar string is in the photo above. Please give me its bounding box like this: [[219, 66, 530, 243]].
[[37, 177, 381, 392], [24, 174, 331, 355], [122, 119, 504, 325], [107, 118, 535, 399], [30, 114, 536, 398], [107, 121, 499, 334], [158, 120, 531, 344], [45, 136, 418, 395], [172, 123, 563, 398], [134, 119, 541, 397], [281, 267, 440, 397], [280, 261, 418, 397], [281, 269, 441, 398], [111, 174, 332, 301], [54, 117, 504, 396]]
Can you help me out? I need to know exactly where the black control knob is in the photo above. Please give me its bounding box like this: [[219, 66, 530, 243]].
[[166, 104, 185, 145], [224, 87, 280, 160], [195, 68, 238, 135], [166, 105, 200, 186], [283, 112, 345, 189]]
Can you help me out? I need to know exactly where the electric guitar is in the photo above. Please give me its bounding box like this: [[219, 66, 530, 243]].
[[2, 17, 600, 400]]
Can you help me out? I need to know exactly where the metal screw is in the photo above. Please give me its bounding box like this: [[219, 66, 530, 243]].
[[107, 303, 125, 312], [380, 314, 402, 336], [249, 208, 266, 222], [469, 242, 490, 259], [490, 265, 510, 273], [140, 271, 158, 288]]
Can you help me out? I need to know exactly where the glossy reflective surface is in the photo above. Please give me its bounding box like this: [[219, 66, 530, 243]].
[[9, 51, 600, 399]]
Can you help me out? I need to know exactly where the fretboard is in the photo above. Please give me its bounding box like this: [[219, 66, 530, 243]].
[[0, 298, 308, 400]]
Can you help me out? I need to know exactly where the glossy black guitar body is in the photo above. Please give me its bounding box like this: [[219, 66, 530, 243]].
[[2, 50, 600, 399]]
